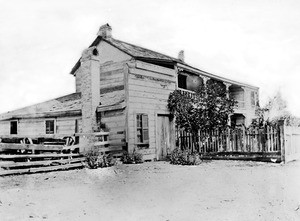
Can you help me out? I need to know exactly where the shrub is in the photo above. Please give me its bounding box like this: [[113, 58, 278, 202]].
[[169, 148, 201, 165], [84, 148, 116, 169], [121, 150, 144, 164]]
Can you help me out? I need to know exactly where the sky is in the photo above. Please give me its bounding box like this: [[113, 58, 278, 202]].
[[0, 0, 300, 116]]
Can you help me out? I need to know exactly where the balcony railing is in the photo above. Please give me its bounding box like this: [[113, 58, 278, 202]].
[[178, 89, 247, 110], [178, 88, 196, 98]]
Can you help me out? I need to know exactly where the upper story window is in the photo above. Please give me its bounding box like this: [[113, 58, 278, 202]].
[[45, 120, 55, 134], [136, 114, 149, 144], [178, 72, 203, 92], [178, 74, 187, 89], [10, 121, 17, 135], [75, 119, 78, 133], [251, 91, 256, 107]]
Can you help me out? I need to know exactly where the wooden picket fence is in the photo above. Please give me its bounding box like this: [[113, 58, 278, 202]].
[[176, 123, 285, 162]]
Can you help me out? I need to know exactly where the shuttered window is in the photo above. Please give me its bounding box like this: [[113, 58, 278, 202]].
[[45, 120, 55, 134], [136, 114, 149, 143]]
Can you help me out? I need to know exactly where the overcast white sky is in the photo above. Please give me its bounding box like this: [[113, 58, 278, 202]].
[[0, 0, 299, 116]]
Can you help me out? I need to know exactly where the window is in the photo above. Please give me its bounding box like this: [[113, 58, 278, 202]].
[[251, 91, 256, 106], [75, 119, 78, 133], [178, 74, 187, 89], [10, 121, 17, 134], [45, 120, 55, 134], [136, 114, 149, 143]]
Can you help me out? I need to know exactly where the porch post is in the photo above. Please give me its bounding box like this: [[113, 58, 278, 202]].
[[201, 76, 210, 86], [224, 82, 232, 127], [224, 82, 232, 152], [224, 82, 232, 99]]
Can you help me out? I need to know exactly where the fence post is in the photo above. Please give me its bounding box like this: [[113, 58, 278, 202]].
[[278, 120, 285, 163], [226, 128, 231, 152], [242, 127, 246, 152]]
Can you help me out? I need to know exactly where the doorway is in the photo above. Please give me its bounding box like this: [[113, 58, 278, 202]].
[[156, 115, 172, 160]]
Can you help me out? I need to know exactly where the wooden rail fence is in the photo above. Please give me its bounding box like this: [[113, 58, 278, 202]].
[[0, 131, 126, 176]]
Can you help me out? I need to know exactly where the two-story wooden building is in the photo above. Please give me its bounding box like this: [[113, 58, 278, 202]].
[[0, 24, 259, 160]]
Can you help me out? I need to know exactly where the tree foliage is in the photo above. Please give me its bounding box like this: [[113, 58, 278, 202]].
[[168, 81, 236, 133], [254, 90, 300, 126]]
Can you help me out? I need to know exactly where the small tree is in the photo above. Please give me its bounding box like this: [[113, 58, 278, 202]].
[[254, 91, 300, 126], [168, 80, 236, 151]]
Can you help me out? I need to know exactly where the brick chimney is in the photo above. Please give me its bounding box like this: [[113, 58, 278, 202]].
[[79, 46, 101, 152], [178, 50, 184, 62], [97, 23, 112, 38]]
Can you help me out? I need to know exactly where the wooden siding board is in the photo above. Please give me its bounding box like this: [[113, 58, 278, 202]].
[[0, 117, 81, 138], [128, 75, 175, 90], [129, 68, 175, 82], [100, 68, 124, 78], [129, 84, 173, 95], [100, 62, 127, 72], [100, 82, 124, 89], [127, 64, 176, 154], [128, 90, 170, 100], [135, 60, 175, 77]]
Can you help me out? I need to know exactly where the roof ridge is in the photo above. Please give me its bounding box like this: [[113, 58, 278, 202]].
[[105, 37, 178, 61]]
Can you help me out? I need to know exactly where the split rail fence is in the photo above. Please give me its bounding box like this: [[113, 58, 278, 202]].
[[0, 131, 125, 176]]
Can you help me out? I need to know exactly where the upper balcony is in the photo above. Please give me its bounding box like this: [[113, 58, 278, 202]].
[[177, 72, 258, 114], [229, 85, 246, 112]]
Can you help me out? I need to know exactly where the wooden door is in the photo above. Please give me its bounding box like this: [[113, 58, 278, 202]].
[[157, 115, 171, 160]]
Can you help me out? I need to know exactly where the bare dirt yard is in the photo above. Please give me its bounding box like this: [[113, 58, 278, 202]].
[[0, 160, 300, 221]]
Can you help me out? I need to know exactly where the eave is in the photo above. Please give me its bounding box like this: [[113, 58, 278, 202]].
[[0, 110, 82, 121]]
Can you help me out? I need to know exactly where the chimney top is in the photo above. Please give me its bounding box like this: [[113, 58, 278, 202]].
[[97, 23, 112, 38], [178, 50, 184, 62]]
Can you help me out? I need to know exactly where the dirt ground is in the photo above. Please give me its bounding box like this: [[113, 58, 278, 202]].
[[0, 160, 300, 221]]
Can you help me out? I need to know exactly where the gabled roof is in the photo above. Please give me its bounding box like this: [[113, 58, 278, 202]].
[[69, 35, 258, 89], [70, 36, 183, 75], [0, 93, 82, 120], [105, 38, 178, 62]]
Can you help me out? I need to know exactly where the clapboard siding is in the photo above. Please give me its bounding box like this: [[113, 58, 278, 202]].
[[129, 85, 174, 96], [128, 90, 173, 100], [135, 60, 174, 76], [128, 76, 175, 91], [18, 119, 44, 136], [129, 68, 175, 82], [97, 61, 127, 146], [0, 116, 82, 138], [101, 109, 126, 144], [127, 61, 176, 159], [56, 117, 80, 135], [0, 121, 10, 136], [100, 63, 125, 94]]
